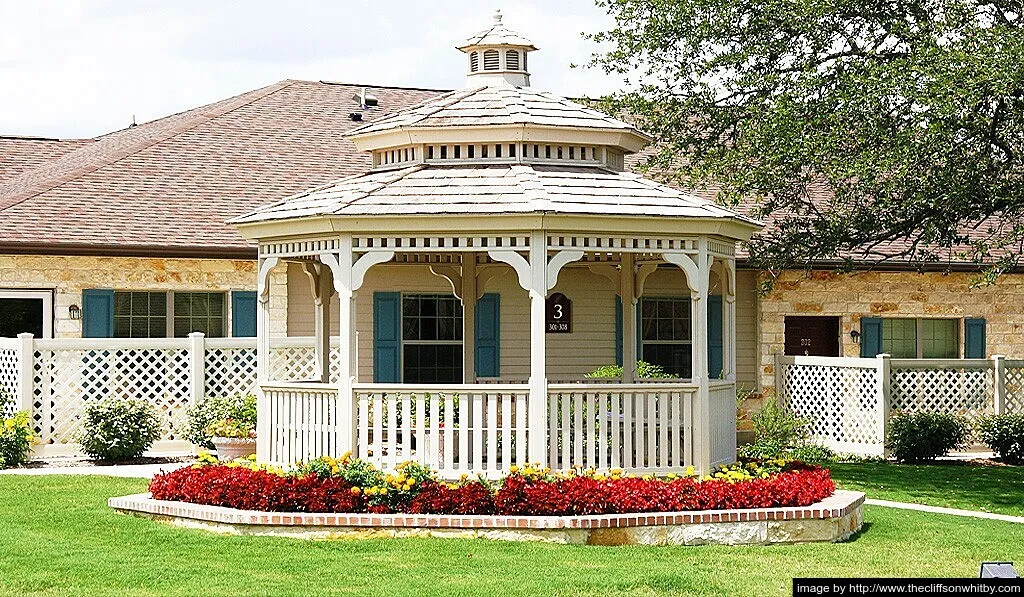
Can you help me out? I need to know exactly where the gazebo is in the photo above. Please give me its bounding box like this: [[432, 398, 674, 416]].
[[231, 12, 760, 477]]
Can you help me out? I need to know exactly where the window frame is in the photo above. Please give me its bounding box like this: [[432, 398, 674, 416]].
[[638, 295, 692, 379], [112, 290, 227, 339], [881, 317, 961, 359], [399, 293, 464, 383]]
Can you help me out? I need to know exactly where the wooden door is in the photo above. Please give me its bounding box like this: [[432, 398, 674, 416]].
[[784, 316, 840, 356]]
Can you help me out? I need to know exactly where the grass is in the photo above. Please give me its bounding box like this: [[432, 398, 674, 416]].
[[1, 474, 1023, 596], [829, 461, 1024, 517]]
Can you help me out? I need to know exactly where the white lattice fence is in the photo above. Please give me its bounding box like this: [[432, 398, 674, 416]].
[[0, 339, 19, 418], [889, 360, 994, 418], [267, 338, 340, 384], [1002, 362, 1024, 415], [777, 355, 885, 456]]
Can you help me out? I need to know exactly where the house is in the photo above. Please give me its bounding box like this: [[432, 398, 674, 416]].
[[1, 12, 1017, 452]]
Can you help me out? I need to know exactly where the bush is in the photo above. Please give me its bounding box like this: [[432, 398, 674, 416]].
[[586, 361, 673, 379], [183, 394, 257, 448], [76, 397, 162, 461], [0, 411, 35, 468], [737, 400, 836, 461], [886, 412, 971, 462], [976, 414, 1024, 464]]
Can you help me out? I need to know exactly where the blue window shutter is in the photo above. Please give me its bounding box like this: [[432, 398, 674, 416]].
[[614, 295, 623, 366], [231, 291, 257, 337], [708, 295, 723, 379], [965, 318, 986, 359], [373, 292, 401, 382], [860, 317, 883, 357], [82, 289, 114, 338], [475, 293, 500, 377]]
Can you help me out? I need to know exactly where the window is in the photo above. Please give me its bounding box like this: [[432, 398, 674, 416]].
[[882, 318, 958, 359], [402, 294, 463, 383], [639, 297, 691, 378], [113, 291, 225, 338]]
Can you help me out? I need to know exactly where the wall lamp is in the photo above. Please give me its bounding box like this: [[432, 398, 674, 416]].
[[850, 329, 861, 344], [69, 304, 81, 320]]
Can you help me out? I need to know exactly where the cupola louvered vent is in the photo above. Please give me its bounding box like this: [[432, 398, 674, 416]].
[[506, 50, 519, 71], [469, 52, 479, 72], [482, 50, 499, 71]]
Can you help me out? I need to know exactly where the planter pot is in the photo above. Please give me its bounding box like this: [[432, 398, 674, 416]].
[[211, 437, 256, 461]]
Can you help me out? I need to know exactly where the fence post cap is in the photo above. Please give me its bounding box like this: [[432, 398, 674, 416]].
[[187, 332, 206, 339], [16, 332, 34, 339]]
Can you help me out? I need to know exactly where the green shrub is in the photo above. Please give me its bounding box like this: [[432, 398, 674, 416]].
[[976, 414, 1024, 464], [585, 361, 673, 379], [0, 411, 35, 468], [76, 397, 162, 461], [739, 400, 810, 458], [886, 412, 971, 462], [183, 394, 257, 448]]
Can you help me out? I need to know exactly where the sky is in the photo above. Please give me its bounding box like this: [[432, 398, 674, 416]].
[[0, 0, 621, 139]]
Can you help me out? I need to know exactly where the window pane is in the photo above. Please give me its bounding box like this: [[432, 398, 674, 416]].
[[114, 293, 132, 316], [403, 345, 463, 384], [882, 318, 917, 358], [112, 291, 167, 338], [641, 343, 691, 378], [639, 297, 691, 342], [921, 319, 958, 358], [169, 292, 225, 338]]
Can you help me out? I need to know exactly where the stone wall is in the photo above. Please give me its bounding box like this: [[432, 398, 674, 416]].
[[758, 268, 1024, 397], [0, 254, 281, 338]]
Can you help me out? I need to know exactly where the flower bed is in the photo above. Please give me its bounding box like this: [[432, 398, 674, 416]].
[[149, 455, 835, 517]]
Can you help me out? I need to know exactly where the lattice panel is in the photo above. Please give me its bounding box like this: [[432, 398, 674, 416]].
[[267, 347, 340, 384], [782, 363, 882, 449], [204, 348, 258, 398], [889, 367, 993, 418], [33, 348, 192, 444], [1003, 366, 1024, 415], [0, 348, 18, 418]]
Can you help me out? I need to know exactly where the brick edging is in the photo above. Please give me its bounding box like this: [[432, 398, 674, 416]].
[[110, 490, 865, 530]]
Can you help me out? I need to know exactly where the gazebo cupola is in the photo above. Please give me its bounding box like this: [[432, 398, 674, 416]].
[[458, 10, 537, 87], [232, 11, 762, 478]]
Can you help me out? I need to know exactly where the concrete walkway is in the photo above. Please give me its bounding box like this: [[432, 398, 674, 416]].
[[865, 498, 1024, 524]]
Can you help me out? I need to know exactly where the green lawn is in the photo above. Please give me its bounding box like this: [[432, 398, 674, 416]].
[[1, 474, 1023, 596], [829, 461, 1024, 517]]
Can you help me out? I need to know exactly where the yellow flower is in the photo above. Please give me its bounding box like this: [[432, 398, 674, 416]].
[[350, 486, 362, 495], [508, 465, 519, 474]]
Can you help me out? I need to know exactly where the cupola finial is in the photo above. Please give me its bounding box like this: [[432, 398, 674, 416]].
[[457, 10, 538, 88]]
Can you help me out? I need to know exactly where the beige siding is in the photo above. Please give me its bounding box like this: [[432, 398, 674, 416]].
[[735, 269, 759, 392], [285, 261, 756, 384]]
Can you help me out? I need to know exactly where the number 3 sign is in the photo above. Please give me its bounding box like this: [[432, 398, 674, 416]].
[[545, 293, 572, 333]]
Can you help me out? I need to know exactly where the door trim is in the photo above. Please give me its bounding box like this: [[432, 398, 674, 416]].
[[0, 289, 54, 338]]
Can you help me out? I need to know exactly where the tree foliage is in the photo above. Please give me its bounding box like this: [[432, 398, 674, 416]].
[[588, 0, 1024, 283]]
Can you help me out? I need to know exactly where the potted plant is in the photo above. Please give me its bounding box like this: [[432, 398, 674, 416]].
[[204, 418, 256, 461]]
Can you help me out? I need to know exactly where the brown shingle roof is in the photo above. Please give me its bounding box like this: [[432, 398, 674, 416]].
[[0, 80, 446, 258], [0, 136, 95, 185]]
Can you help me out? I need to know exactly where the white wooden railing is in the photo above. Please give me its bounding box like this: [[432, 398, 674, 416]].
[[259, 382, 343, 467], [353, 383, 531, 478], [546, 383, 700, 473], [709, 381, 738, 467], [776, 354, 1024, 456]]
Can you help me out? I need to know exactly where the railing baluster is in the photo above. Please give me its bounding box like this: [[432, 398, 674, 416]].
[[443, 392, 454, 474], [486, 391, 498, 474], [373, 392, 383, 467], [598, 390, 608, 470], [560, 391, 570, 470], [515, 391, 527, 465], [610, 391, 620, 469], [646, 391, 656, 471], [386, 392, 398, 470], [459, 392, 469, 474], [401, 392, 412, 463], [572, 391, 582, 468], [622, 391, 632, 469], [415, 392, 426, 468], [658, 390, 669, 469], [472, 392, 483, 473]]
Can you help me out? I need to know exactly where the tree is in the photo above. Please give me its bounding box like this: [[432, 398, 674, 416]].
[[588, 0, 1024, 285]]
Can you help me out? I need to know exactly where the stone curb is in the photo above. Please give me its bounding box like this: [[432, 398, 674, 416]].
[[864, 498, 1024, 524]]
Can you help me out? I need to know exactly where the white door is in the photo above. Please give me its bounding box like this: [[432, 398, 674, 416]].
[[0, 290, 54, 338]]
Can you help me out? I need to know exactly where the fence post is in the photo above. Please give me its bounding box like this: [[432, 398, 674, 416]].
[[16, 333, 34, 413], [773, 351, 785, 407], [877, 353, 891, 457], [188, 332, 206, 407], [993, 354, 1006, 416]]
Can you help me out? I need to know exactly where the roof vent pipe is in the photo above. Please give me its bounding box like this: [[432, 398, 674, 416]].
[[353, 88, 379, 108]]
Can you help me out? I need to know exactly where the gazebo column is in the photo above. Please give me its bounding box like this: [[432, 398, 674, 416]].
[[619, 253, 637, 383], [663, 240, 713, 472], [462, 257, 478, 383], [722, 258, 737, 382], [490, 232, 582, 466], [255, 255, 279, 463], [302, 261, 334, 383]]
